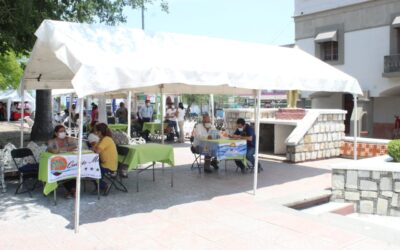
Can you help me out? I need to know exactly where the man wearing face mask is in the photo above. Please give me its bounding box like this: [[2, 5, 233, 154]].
[[229, 118, 263, 173], [139, 100, 153, 141], [191, 114, 219, 173], [139, 100, 153, 124]]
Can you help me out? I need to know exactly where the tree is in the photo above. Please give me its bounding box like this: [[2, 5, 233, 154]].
[[0, 50, 23, 90], [0, 0, 168, 141]]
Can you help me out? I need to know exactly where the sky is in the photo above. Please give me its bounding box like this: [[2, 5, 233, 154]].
[[124, 0, 295, 46]]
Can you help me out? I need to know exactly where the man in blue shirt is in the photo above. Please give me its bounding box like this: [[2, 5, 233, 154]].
[[139, 100, 153, 141], [229, 118, 263, 173], [139, 100, 153, 123]]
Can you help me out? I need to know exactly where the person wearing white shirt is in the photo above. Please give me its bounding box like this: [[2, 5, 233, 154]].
[[191, 114, 219, 173], [165, 102, 179, 141], [177, 102, 186, 143]]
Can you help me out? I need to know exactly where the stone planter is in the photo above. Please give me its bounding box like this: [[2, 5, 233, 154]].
[[331, 155, 400, 216]]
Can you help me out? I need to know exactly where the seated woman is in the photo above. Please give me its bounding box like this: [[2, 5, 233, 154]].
[[47, 125, 77, 198], [92, 123, 118, 195]]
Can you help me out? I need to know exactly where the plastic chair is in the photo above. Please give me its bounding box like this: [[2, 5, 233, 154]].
[[11, 148, 39, 197]]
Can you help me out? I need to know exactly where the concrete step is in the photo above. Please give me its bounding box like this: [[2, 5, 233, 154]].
[[259, 153, 286, 162], [278, 189, 332, 210], [301, 202, 354, 215]]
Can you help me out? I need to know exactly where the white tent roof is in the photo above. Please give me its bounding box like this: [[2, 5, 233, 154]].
[[0, 89, 35, 104], [23, 20, 362, 98]]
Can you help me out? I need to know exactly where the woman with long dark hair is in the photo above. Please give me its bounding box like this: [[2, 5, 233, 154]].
[[47, 125, 77, 198], [92, 123, 117, 194]]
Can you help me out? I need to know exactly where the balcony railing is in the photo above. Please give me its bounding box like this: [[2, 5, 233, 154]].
[[384, 54, 400, 74]]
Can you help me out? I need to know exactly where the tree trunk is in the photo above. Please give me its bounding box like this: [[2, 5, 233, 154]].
[[31, 89, 53, 141]]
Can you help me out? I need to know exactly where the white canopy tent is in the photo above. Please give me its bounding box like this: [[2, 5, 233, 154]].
[[0, 90, 35, 121], [22, 20, 363, 233]]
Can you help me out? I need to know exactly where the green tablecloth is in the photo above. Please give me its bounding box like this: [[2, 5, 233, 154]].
[[109, 124, 128, 132], [120, 144, 174, 170], [142, 122, 168, 134], [38, 151, 94, 195]]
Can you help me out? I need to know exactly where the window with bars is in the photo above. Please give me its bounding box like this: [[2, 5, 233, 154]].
[[320, 41, 338, 61]]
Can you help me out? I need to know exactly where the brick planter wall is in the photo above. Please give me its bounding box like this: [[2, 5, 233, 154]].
[[341, 138, 388, 158], [276, 108, 306, 120], [331, 163, 400, 216], [286, 113, 346, 162]]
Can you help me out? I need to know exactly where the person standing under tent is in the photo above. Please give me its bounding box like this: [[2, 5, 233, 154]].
[[10, 102, 18, 121], [165, 101, 179, 142], [0, 102, 6, 121], [90, 102, 99, 127], [70, 103, 76, 122], [138, 100, 153, 124], [177, 102, 185, 143], [229, 118, 263, 173], [138, 100, 153, 140], [115, 102, 128, 124]]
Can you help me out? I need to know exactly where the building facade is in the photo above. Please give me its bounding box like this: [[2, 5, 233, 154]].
[[294, 0, 400, 139]]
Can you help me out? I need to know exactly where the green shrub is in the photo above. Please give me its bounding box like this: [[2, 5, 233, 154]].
[[388, 140, 400, 162]]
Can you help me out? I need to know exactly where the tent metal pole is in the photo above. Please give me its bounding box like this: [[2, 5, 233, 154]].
[[253, 89, 261, 195], [127, 91, 132, 138], [68, 93, 73, 130], [353, 94, 358, 160], [74, 98, 84, 234], [210, 94, 214, 125], [19, 81, 25, 148], [160, 85, 164, 144]]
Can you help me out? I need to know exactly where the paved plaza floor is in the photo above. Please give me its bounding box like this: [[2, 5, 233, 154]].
[[1, 143, 400, 250]]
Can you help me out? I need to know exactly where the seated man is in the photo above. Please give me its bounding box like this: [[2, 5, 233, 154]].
[[229, 118, 263, 173], [191, 114, 219, 173]]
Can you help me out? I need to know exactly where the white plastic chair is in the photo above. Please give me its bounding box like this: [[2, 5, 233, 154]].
[[129, 137, 146, 145]]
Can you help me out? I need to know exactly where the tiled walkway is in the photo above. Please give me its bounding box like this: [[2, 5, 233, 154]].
[[0, 143, 399, 249]]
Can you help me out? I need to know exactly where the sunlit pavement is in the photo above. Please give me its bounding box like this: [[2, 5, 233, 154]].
[[0, 142, 399, 250]]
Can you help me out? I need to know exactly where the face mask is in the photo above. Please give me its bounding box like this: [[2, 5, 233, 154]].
[[204, 123, 212, 129], [88, 133, 100, 144], [238, 127, 244, 132], [58, 132, 66, 139]]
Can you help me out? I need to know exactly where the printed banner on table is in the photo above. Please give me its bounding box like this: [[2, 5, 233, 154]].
[[47, 153, 101, 183], [199, 140, 247, 160]]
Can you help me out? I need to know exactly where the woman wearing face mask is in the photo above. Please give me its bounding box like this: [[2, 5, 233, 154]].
[[47, 125, 77, 154], [47, 125, 78, 198]]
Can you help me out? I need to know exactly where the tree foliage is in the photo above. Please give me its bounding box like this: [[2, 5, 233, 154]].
[[0, 0, 169, 141], [0, 0, 169, 54], [0, 50, 23, 90]]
